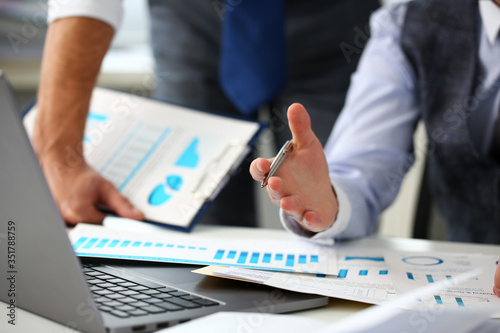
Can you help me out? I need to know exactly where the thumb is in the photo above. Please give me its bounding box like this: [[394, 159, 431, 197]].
[[99, 180, 145, 221], [287, 103, 316, 147]]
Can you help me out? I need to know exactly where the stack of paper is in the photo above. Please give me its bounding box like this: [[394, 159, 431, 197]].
[[69, 221, 500, 317], [196, 249, 500, 316], [162, 270, 500, 333]]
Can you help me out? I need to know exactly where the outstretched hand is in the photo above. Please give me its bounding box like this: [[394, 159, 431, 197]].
[[494, 258, 500, 298], [250, 103, 338, 233]]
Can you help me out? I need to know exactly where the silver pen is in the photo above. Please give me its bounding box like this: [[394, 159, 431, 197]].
[[261, 140, 293, 188]]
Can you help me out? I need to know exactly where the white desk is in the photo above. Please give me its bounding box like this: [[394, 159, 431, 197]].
[[2, 225, 500, 332]]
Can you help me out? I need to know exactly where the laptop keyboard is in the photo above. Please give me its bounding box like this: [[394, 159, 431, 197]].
[[82, 265, 221, 318]]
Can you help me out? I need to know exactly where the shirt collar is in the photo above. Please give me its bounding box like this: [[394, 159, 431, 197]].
[[479, 0, 500, 44]]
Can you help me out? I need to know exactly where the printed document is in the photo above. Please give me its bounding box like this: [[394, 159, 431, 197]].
[[24, 87, 263, 231], [69, 223, 338, 275]]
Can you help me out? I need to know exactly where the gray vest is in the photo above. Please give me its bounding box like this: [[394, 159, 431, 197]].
[[401, 0, 500, 243]]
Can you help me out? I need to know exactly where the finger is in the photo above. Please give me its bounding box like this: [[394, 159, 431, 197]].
[[280, 194, 304, 216], [268, 176, 290, 195], [99, 181, 145, 220], [267, 176, 292, 203], [266, 177, 288, 205], [281, 196, 331, 233], [249, 158, 272, 181], [303, 211, 325, 232], [280, 195, 316, 232], [494, 258, 500, 297], [287, 103, 316, 147], [60, 201, 105, 225]]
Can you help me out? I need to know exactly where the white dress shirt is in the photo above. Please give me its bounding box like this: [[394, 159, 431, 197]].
[[47, 0, 123, 30]]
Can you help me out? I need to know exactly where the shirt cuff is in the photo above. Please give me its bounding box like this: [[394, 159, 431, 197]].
[[279, 177, 351, 242], [48, 0, 124, 31]]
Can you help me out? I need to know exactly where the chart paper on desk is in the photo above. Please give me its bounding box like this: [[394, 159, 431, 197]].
[[202, 248, 398, 305], [175, 272, 498, 333], [69, 224, 338, 275], [385, 251, 500, 314]]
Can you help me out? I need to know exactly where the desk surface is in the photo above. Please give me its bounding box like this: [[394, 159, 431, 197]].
[[2, 224, 499, 332]]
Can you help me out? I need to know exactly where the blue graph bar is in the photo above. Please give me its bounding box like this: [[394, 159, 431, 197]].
[[456, 297, 464, 307], [359, 270, 368, 276], [121, 241, 131, 247], [199, 247, 207, 251], [298, 255, 307, 264], [177, 245, 185, 249], [250, 252, 260, 264], [379, 270, 388, 275], [435, 295, 443, 305], [144, 242, 152, 247], [214, 250, 225, 260], [338, 269, 348, 278], [407, 272, 414, 280], [237, 252, 248, 264], [446, 275, 453, 283], [188, 246, 196, 249], [316, 274, 326, 278], [310, 255, 318, 263], [426, 274, 434, 283], [109, 240, 120, 248], [83, 238, 98, 249], [262, 253, 271, 263], [227, 251, 236, 259], [275, 254, 283, 261], [155, 243, 163, 247], [132, 241, 141, 247], [73, 237, 88, 250], [166, 244, 174, 248], [96, 239, 109, 248], [286, 255, 295, 267], [88, 112, 108, 122]]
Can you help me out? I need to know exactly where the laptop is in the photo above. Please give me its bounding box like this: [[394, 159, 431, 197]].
[[0, 73, 328, 333]]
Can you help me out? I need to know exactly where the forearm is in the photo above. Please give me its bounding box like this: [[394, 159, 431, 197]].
[[34, 17, 114, 164]]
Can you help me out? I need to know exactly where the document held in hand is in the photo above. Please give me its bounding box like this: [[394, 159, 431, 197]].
[[24, 87, 264, 231]]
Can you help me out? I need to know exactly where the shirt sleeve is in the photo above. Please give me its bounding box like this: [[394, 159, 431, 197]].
[[47, 0, 124, 31], [280, 3, 421, 241]]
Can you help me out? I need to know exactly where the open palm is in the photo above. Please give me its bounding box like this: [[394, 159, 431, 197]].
[[250, 103, 338, 233]]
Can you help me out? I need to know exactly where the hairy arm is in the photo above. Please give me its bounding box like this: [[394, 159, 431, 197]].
[[34, 17, 144, 224]]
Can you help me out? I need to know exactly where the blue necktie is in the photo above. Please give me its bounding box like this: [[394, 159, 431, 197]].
[[219, 0, 286, 115]]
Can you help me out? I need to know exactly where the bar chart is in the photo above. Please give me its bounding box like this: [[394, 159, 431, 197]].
[[335, 269, 389, 278], [422, 293, 494, 308], [229, 249, 399, 305], [432, 295, 465, 307], [336, 255, 390, 279], [70, 224, 338, 275], [405, 272, 457, 284]]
